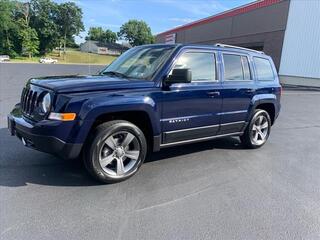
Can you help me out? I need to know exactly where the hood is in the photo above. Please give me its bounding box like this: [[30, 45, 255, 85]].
[[29, 75, 155, 93]]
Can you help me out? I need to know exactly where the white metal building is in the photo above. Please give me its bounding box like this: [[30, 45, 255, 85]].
[[279, 0, 320, 86]]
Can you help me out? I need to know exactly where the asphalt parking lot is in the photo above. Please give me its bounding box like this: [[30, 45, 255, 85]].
[[1, 63, 320, 240]]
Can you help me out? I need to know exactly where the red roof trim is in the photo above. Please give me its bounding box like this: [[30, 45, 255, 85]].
[[157, 0, 282, 36]]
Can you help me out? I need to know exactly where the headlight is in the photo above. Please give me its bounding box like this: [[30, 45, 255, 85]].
[[41, 93, 51, 113]]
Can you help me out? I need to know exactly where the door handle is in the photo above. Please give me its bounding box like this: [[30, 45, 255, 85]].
[[207, 91, 220, 97], [245, 89, 255, 93]]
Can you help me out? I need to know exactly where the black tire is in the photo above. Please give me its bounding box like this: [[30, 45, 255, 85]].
[[83, 120, 147, 183], [240, 109, 271, 149]]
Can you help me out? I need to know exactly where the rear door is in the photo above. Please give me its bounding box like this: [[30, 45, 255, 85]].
[[161, 49, 222, 146], [219, 52, 255, 134]]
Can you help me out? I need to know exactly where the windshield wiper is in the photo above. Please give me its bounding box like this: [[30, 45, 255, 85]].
[[102, 71, 129, 79]]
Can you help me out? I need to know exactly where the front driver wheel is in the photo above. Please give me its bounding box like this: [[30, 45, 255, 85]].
[[240, 109, 271, 149], [83, 120, 147, 183]]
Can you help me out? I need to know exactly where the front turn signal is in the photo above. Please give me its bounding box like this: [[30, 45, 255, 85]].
[[48, 112, 76, 121]]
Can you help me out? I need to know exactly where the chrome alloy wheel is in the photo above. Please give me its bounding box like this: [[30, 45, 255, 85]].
[[251, 114, 269, 145], [98, 131, 140, 177]]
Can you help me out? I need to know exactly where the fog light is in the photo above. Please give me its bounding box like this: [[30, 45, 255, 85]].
[[48, 112, 76, 121]]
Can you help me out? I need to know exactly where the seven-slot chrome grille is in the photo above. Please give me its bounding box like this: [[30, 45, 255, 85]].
[[21, 88, 37, 115], [20, 86, 47, 117]]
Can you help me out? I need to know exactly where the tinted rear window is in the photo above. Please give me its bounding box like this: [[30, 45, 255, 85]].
[[254, 57, 274, 81]]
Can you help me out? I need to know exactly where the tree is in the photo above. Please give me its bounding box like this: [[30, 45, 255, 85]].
[[118, 20, 154, 46], [56, 2, 84, 57], [29, 0, 59, 54], [0, 0, 16, 55], [15, 2, 39, 58], [20, 26, 39, 58], [86, 27, 104, 41], [102, 29, 117, 43], [86, 27, 117, 43], [0, 0, 85, 58]]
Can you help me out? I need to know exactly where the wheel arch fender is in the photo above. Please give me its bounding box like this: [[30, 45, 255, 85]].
[[73, 95, 161, 144], [247, 94, 277, 124]]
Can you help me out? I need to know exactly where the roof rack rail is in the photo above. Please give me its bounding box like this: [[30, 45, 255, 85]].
[[214, 43, 265, 54]]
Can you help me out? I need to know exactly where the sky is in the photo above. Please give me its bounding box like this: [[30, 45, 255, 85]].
[[54, 0, 253, 44]]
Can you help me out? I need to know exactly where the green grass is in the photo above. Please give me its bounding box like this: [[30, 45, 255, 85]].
[[11, 56, 41, 63], [10, 48, 117, 65]]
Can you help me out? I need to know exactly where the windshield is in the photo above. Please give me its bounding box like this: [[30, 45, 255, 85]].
[[101, 45, 175, 80]]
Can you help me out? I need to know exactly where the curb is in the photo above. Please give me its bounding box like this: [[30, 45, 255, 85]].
[[282, 84, 320, 92]]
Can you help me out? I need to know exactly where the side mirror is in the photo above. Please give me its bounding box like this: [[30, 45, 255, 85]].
[[165, 68, 192, 85]]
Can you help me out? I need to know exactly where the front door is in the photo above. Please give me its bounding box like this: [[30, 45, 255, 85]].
[[160, 50, 222, 146]]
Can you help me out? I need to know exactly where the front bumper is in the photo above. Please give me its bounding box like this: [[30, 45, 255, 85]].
[[8, 105, 82, 159]]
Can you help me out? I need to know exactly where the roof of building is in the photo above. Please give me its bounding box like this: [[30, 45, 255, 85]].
[[84, 40, 129, 51], [157, 0, 282, 36], [96, 42, 129, 50]]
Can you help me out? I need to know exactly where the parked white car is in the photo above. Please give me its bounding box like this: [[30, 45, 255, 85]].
[[0, 55, 10, 62], [39, 57, 58, 64]]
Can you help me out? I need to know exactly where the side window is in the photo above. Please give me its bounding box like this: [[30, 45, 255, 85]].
[[223, 54, 251, 80], [254, 57, 274, 81], [173, 52, 216, 82]]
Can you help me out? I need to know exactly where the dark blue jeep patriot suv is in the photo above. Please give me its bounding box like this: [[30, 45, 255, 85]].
[[8, 44, 281, 183]]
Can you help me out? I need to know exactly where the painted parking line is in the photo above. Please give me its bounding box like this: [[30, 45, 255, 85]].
[[283, 92, 320, 95]]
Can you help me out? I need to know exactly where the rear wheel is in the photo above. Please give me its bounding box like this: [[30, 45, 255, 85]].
[[240, 109, 271, 149], [83, 120, 147, 183]]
